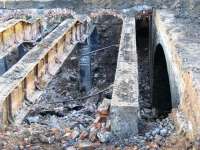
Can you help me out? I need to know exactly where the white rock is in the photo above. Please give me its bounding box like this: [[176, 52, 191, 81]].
[[160, 129, 168, 137], [97, 131, 112, 143]]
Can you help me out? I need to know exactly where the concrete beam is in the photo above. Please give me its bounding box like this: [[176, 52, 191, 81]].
[[111, 16, 139, 138]]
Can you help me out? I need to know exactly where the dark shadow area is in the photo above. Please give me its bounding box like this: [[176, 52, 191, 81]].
[[136, 16, 151, 111], [0, 42, 35, 75], [153, 44, 172, 117], [91, 15, 123, 90]]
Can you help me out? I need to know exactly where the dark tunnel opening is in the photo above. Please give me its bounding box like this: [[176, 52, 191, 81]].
[[153, 44, 172, 117]]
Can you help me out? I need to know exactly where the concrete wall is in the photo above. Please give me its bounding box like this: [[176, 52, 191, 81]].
[[153, 9, 200, 139], [150, 10, 181, 109]]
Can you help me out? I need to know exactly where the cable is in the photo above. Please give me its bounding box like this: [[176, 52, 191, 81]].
[[80, 44, 119, 56], [47, 84, 113, 104]]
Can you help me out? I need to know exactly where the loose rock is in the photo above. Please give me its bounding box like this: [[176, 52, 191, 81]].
[[97, 131, 112, 143]]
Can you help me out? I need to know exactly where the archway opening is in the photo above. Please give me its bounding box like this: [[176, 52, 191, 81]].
[[153, 44, 172, 117]]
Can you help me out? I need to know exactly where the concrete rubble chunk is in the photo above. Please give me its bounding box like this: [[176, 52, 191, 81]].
[[79, 130, 89, 140], [77, 141, 100, 150], [97, 98, 111, 116], [71, 127, 80, 139], [97, 131, 112, 143], [89, 127, 98, 142], [66, 146, 76, 150]]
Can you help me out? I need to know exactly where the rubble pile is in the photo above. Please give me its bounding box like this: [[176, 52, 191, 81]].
[[0, 44, 177, 149]]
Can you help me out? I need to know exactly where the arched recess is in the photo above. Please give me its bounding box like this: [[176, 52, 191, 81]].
[[153, 44, 172, 116]]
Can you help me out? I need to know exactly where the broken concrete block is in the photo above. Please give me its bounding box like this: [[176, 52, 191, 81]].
[[71, 127, 80, 139], [89, 127, 98, 142], [77, 141, 100, 150], [97, 131, 112, 143], [79, 130, 89, 140], [105, 119, 111, 131], [97, 98, 111, 115]]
